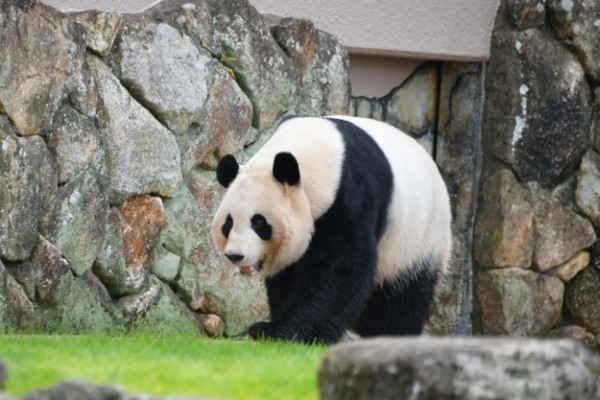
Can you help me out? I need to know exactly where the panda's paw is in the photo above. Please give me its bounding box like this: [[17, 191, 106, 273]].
[[248, 321, 299, 342], [248, 321, 271, 339]]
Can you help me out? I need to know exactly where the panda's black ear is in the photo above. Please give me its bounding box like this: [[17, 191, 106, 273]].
[[273, 152, 300, 186], [216, 154, 239, 188]]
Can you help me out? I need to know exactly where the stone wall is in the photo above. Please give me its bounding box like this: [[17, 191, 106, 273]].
[[348, 0, 600, 348], [1, 0, 599, 347], [474, 0, 600, 348], [0, 0, 350, 336], [0, 0, 476, 338]]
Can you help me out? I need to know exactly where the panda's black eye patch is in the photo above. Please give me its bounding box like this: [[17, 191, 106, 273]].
[[222, 214, 233, 238], [251, 214, 272, 240]]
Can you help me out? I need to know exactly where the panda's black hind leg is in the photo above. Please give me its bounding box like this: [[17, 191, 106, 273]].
[[352, 260, 439, 337]]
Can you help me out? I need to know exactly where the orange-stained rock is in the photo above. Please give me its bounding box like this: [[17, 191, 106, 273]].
[[119, 195, 168, 275]]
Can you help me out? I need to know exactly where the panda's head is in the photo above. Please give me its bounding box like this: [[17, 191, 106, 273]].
[[211, 152, 313, 277]]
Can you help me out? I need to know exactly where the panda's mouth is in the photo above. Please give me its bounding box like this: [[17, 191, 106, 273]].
[[238, 259, 264, 276]]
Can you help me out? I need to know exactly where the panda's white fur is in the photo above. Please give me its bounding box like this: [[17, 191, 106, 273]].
[[211, 115, 452, 343]]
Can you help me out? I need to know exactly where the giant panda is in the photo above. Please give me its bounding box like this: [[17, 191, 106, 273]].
[[211, 115, 452, 344]]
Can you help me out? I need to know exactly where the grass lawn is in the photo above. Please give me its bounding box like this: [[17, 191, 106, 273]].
[[0, 334, 329, 400]]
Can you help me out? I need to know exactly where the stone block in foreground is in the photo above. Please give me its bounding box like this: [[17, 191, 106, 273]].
[[319, 337, 600, 400], [0, 359, 6, 391]]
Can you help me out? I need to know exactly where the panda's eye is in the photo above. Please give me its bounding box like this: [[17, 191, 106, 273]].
[[251, 214, 272, 241], [222, 214, 233, 238]]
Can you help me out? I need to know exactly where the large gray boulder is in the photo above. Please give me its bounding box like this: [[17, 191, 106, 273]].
[[319, 337, 600, 400], [0, 0, 84, 137], [177, 63, 254, 173], [484, 27, 592, 187], [147, 0, 300, 129], [0, 117, 57, 262], [47, 104, 102, 184], [88, 55, 182, 204], [531, 184, 596, 271], [476, 267, 564, 335], [109, 16, 213, 135], [40, 149, 108, 277]]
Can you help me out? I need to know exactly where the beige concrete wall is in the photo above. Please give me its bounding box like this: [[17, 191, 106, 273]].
[[41, 0, 161, 13], [349, 55, 423, 98]]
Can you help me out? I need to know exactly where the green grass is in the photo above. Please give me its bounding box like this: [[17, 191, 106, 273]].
[[0, 334, 328, 400]]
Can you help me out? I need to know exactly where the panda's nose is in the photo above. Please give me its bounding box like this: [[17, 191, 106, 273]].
[[225, 253, 244, 263]]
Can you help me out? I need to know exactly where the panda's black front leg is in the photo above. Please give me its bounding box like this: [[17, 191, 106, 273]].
[[248, 263, 322, 343], [248, 321, 303, 342], [250, 245, 377, 344]]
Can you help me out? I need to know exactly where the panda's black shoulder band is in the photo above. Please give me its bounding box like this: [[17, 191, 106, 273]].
[[216, 154, 239, 188], [273, 152, 300, 186]]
